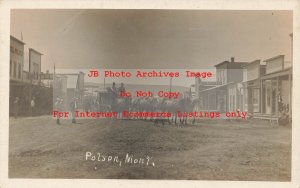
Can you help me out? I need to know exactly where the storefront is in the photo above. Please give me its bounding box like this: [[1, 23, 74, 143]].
[[199, 84, 229, 112], [260, 68, 292, 122]]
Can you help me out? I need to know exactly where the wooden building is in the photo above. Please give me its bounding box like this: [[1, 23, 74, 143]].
[[235, 55, 292, 124], [255, 55, 292, 123], [241, 60, 266, 115], [10, 35, 52, 116], [198, 57, 248, 112], [9, 36, 28, 116]]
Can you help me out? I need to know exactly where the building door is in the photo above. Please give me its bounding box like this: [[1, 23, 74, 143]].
[[272, 88, 276, 114], [262, 87, 266, 113], [265, 81, 272, 114], [252, 88, 260, 112], [248, 88, 253, 114]]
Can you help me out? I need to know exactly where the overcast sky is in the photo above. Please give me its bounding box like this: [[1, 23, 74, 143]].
[[11, 9, 292, 74]]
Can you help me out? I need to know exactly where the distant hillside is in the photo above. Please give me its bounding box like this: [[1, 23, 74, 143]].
[[84, 82, 190, 95]]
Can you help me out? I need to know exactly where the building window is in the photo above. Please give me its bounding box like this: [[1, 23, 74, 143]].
[[18, 63, 21, 79], [13, 61, 17, 78], [10, 60, 12, 76], [267, 88, 271, 106], [217, 70, 221, 82], [252, 89, 259, 104]]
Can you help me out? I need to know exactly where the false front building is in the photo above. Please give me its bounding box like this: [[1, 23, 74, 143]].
[[236, 55, 292, 123], [198, 57, 247, 113], [256, 55, 292, 123]]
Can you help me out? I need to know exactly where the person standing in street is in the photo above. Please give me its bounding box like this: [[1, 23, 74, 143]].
[[54, 97, 63, 125], [111, 82, 117, 96], [13, 97, 19, 118], [70, 97, 77, 124], [118, 82, 126, 93], [30, 97, 35, 116]]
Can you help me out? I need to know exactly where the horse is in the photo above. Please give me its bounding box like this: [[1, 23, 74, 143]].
[[152, 97, 169, 126], [177, 97, 200, 125], [111, 97, 131, 119], [164, 98, 180, 125], [106, 87, 131, 119]]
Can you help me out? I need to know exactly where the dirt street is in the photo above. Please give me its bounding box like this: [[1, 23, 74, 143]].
[[9, 116, 291, 180]]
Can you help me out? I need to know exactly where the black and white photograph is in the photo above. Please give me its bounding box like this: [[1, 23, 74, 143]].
[[1, 1, 300, 188]]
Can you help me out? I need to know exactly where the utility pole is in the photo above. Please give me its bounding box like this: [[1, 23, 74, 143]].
[[103, 77, 106, 90], [169, 77, 172, 93]]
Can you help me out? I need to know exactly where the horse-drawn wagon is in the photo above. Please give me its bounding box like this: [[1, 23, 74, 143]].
[[97, 89, 113, 111]]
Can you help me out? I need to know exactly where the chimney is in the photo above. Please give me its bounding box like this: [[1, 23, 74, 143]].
[[231, 57, 235, 63]]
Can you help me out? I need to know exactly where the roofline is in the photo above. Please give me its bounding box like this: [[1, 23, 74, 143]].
[[198, 80, 222, 85], [10, 35, 26, 45], [242, 78, 260, 83], [214, 61, 228, 67], [214, 61, 248, 67], [262, 67, 292, 77], [264, 55, 284, 62], [199, 82, 234, 93], [241, 59, 261, 68], [29, 48, 43, 55]]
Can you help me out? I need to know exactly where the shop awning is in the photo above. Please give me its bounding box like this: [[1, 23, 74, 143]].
[[261, 68, 292, 80], [199, 82, 233, 93]]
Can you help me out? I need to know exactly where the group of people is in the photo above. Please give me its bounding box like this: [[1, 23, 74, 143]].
[[110, 82, 126, 97], [108, 82, 127, 106], [54, 82, 127, 125], [12, 96, 36, 118], [54, 96, 78, 125]]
